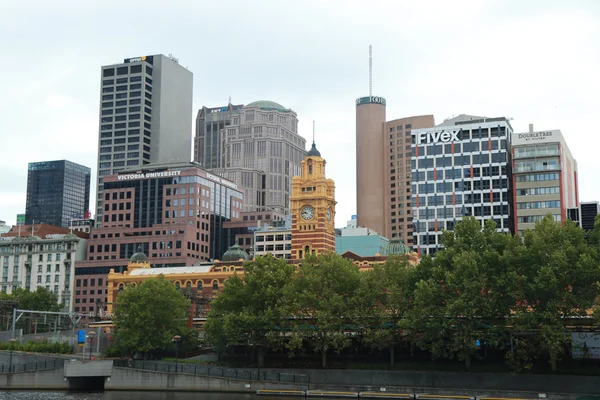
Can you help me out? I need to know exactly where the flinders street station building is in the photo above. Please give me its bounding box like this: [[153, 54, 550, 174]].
[[105, 142, 419, 320]]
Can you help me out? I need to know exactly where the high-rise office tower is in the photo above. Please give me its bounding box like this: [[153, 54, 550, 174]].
[[355, 95, 387, 236], [384, 116, 435, 244], [25, 160, 91, 228], [512, 125, 578, 235], [354, 46, 435, 244], [96, 54, 193, 225], [194, 102, 245, 169], [356, 101, 435, 243], [210, 100, 307, 214], [411, 115, 514, 255]]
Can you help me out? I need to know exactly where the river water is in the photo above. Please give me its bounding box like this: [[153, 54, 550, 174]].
[[0, 393, 260, 400]]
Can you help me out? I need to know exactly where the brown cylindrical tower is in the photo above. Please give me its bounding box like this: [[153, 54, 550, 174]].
[[355, 96, 386, 234]]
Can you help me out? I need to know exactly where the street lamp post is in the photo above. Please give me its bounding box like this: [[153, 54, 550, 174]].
[[172, 335, 181, 372], [8, 339, 16, 374], [88, 331, 96, 360]]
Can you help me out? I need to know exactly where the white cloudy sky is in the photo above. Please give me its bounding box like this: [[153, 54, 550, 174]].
[[0, 0, 599, 228]]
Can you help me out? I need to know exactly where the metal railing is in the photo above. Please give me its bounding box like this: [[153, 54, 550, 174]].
[[113, 359, 310, 384], [0, 359, 64, 374]]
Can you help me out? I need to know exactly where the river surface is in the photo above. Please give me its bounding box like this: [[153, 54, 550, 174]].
[[0, 393, 261, 400]]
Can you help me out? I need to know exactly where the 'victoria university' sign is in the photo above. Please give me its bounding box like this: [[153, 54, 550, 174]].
[[117, 170, 182, 181], [416, 130, 460, 145]]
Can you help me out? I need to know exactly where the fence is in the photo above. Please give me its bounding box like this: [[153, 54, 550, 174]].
[[0, 359, 64, 374], [0, 329, 22, 342], [113, 359, 310, 384]]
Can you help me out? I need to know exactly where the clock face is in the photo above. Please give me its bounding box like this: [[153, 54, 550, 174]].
[[327, 208, 332, 222], [301, 205, 314, 220]]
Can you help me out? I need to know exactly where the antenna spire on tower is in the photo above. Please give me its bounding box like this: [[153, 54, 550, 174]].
[[312, 120, 315, 144], [369, 45, 372, 96], [228, 96, 232, 104]]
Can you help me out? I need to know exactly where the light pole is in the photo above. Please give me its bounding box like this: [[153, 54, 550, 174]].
[[88, 331, 96, 360], [8, 338, 16, 373], [172, 335, 181, 372]]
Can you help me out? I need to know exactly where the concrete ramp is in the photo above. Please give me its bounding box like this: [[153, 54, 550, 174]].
[[64, 360, 113, 378]]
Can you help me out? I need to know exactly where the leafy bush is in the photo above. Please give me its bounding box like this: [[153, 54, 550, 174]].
[[0, 340, 72, 354]]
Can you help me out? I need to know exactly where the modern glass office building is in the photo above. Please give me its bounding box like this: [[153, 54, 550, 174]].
[[25, 160, 91, 228], [411, 115, 514, 255]]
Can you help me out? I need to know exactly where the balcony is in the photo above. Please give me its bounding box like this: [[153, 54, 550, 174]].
[[63, 259, 72, 264]]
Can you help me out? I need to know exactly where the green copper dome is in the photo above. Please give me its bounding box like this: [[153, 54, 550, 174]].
[[383, 239, 411, 256], [130, 246, 148, 262], [221, 244, 250, 262], [246, 100, 288, 112]]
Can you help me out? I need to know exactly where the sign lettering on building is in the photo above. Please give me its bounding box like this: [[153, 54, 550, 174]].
[[416, 130, 459, 145], [125, 56, 147, 63], [355, 96, 386, 106], [45, 234, 63, 239], [517, 131, 553, 142], [205, 173, 238, 189], [117, 170, 182, 181]]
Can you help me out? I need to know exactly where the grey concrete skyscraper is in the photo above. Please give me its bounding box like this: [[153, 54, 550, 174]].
[[96, 54, 193, 225], [209, 100, 307, 214], [25, 160, 91, 228]]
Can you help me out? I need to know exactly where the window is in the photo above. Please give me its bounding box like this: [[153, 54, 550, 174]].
[[212, 280, 219, 291]]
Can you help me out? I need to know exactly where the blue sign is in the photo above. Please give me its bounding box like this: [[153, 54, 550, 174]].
[[77, 330, 86, 344], [475, 340, 481, 347]]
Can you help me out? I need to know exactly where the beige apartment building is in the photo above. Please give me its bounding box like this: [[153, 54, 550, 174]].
[[512, 125, 578, 235], [384, 115, 435, 245], [355, 94, 434, 245]]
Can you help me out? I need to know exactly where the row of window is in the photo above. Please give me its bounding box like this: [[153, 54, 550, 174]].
[[516, 186, 560, 196], [516, 200, 561, 210], [102, 64, 152, 77], [414, 205, 510, 221], [255, 233, 292, 242], [411, 153, 507, 168], [515, 172, 559, 182], [102, 75, 151, 86], [517, 214, 561, 223]]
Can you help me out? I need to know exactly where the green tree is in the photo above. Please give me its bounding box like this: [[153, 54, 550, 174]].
[[359, 255, 416, 366], [205, 255, 295, 367], [284, 252, 361, 368], [511, 215, 600, 372], [113, 275, 190, 358], [403, 217, 518, 370], [13, 287, 62, 311]]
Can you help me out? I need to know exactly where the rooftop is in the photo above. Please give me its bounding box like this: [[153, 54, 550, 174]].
[[129, 265, 214, 276], [246, 100, 288, 112]]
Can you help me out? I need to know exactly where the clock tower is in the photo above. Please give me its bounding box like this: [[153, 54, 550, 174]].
[[290, 141, 336, 259]]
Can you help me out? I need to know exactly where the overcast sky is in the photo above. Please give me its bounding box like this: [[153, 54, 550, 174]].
[[1, 0, 599, 228]]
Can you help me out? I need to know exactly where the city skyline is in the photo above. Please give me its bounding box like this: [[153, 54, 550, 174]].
[[1, 0, 599, 228]]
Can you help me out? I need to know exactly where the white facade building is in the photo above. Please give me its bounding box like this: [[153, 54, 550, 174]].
[[0, 233, 87, 311], [253, 215, 292, 259]]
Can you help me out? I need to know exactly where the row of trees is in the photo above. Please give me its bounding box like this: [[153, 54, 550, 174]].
[[205, 215, 600, 371]]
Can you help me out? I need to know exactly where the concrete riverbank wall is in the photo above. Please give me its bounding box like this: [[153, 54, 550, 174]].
[[1, 355, 600, 399]]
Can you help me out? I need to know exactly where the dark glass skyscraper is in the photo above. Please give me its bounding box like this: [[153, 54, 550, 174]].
[[25, 160, 91, 228]]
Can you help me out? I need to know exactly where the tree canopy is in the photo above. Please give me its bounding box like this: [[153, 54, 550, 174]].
[[12, 287, 62, 312], [204, 215, 600, 372], [113, 275, 190, 358]]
